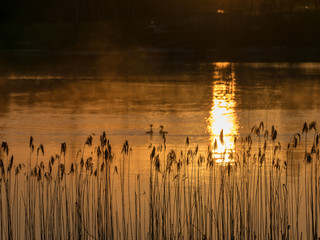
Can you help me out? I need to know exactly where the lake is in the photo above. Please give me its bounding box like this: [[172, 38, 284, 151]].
[[0, 55, 320, 239], [0, 57, 319, 172]]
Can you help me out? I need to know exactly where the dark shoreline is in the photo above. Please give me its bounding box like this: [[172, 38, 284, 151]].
[[2, 11, 320, 64], [1, 46, 320, 63]]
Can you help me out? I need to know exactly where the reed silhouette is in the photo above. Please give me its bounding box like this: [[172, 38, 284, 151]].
[[0, 122, 319, 239]]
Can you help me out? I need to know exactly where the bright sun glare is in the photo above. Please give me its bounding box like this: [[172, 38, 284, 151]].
[[208, 62, 238, 163]]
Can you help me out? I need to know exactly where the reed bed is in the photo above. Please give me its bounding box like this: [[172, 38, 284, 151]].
[[0, 122, 319, 239]]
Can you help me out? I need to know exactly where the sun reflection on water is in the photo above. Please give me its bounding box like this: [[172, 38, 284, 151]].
[[208, 63, 238, 163]]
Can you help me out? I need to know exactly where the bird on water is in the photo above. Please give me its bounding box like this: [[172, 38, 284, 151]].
[[159, 125, 168, 135], [145, 124, 153, 135]]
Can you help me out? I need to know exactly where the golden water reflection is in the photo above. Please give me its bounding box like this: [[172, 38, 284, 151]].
[[208, 63, 238, 163]]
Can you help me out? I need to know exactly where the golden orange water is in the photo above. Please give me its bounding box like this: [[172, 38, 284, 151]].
[[207, 62, 239, 163]]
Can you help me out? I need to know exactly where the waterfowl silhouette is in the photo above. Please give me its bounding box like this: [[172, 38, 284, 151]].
[[145, 124, 153, 135], [159, 125, 168, 135]]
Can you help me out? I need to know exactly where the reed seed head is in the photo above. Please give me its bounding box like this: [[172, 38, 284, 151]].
[[59, 164, 65, 180], [97, 146, 101, 158], [150, 147, 156, 160], [251, 125, 256, 135], [259, 121, 264, 132], [80, 158, 84, 168], [85, 135, 93, 146], [104, 149, 110, 161], [309, 121, 317, 131], [121, 140, 129, 155], [100, 131, 107, 148], [0, 158, 5, 176], [85, 157, 93, 171], [220, 129, 224, 144], [194, 145, 198, 155], [311, 144, 316, 154], [302, 122, 308, 134], [61, 142, 67, 156], [255, 128, 260, 136], [68, 163, 74, 175], [177, 160, 182, 171], [305, 152, 312, 163], [50, 156, 55, 165], [40, 161, 44, 170], [100, 162, 104, 172], [15, 166, 19, 175], [37, 168, 42, 181], [38, 144, 45, 157], [49, 163, 52, 174], [214, 139, 218, 150], [29, 136, 33, 148], [1, 142, 9, 155], [154, 154, 160, 171], [272, 129, 277, 141]]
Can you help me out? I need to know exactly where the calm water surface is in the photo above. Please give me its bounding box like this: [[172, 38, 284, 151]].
[[1, 59, 320, 175]]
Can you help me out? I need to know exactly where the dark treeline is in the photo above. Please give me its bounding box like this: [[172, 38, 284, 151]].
[[0, 0, 317, 23], [0, 0, 320, 54]]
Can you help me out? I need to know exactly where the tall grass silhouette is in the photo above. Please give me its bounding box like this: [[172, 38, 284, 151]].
[[0, 122, 319, 239]]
